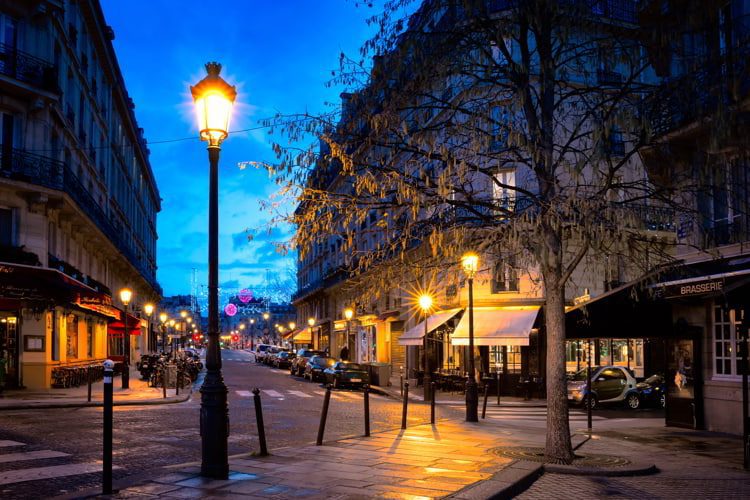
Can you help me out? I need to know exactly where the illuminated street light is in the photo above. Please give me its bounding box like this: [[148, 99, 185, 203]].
[[191, 61, 236, 480], [119, 288, 133, 389], [143, 303, 154, 354], [461, 252, 480, 423], [418, 293, 434, 403]]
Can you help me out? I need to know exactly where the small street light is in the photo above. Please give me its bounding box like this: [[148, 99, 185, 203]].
[[344, 308, 354, 361], [418, 293, 434, 403], [461, 252, 479, 422], [143, 303, 154, 354], [159, 313, 168, 354], [191, 61, 236, 480], [119, 288, 133, 389]]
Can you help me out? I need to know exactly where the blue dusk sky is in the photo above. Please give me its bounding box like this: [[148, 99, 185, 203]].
[[99, 0, 381, 299]]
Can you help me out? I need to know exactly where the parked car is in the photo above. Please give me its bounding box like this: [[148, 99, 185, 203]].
[[274, 351, 297, 369], [263, 346, 283, 365], [291, 349, 326, 377], [254, 344, 272, 363], [636, 374, 666, 408], [304, 356, 336, 382], [324, 361, 370, 388], [567, 365, 639, 409]]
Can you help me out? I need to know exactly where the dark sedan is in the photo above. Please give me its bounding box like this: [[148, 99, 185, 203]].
[[274, 351, 296, 369], [292, 349, 325, 377], [636, 374, 666, 408], [304, 356, 336, 382], [324, 362, 370, 388]]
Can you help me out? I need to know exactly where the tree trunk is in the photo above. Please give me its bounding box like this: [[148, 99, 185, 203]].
[[544, 273, 574, 464]]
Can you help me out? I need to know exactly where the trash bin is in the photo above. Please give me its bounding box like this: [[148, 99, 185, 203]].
[[368, 362, 391, 386]]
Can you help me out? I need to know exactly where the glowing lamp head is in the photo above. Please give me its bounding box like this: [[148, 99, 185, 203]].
[[344, 308, 354, 321], [180, 310, 188, 319], [250, 318, 255, 324], [418, 294, 433, 312], [169, 319, 176, 327], [263, 312, 270, 320], [307, 317, 315, 327], [119, 287, 132, 306], [187, 317, 192, 324], [190, 62, 237, 147], [239, 323, 245, 330], [461, 252, 479, 278], [159, 312, 168, 323], [288, 322, 296, 330], [143, 303, 154, 316]]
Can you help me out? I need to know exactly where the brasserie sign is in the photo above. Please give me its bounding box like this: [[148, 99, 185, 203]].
[[663, 278, 724, 298]]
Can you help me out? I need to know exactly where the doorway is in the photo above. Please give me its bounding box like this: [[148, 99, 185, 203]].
[[665, 335, 703, 429], [0, 312, 19, 389]]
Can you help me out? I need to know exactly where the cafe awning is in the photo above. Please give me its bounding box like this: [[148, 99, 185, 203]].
[[451, 307, 540, 346], [107, 310, 142, 336], [0, 262, 105, 304], [282, 329, 296, 340], [292, 329, 312, 343], [399, 308, 463, 346]]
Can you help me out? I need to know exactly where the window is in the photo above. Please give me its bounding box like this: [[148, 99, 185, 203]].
[[600, 368, 626, 381], [492, 257, 519, 293], [714, 305, 742, 377], [86, 321, 94, 357], [0, 207, 13, 246], [493, 169, 516, 211], [489, 105, 510, 151], [0, 14, 17, 75], [66, 314, 79, 359], [506, 346, 521, 374]]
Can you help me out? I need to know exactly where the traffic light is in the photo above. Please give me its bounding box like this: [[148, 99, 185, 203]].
[[232, 334, 239, 343]]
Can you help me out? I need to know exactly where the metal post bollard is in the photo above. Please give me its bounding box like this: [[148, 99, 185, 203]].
[[317, 385, 332, 445], [102, 359, 114, 494], [364, 385, 371, 437], [430, 381, 436, 425], [496, 371, 501, 406], [252, 388, 268, 456], [176, 368, 180, 396], [401, 381, 409, 430], [482, 384, 489, 419], [87, 366, 93, 403], [162, 368, 167, 399]]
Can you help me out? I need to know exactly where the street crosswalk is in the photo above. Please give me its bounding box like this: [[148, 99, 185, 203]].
[[235, 389, 378, 401], [447, 405, 605, 422], [0, 439, 114, 487]]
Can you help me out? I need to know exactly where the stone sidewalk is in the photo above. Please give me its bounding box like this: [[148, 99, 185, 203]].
[[0, 367, 191, 410], [105, 420, 540, 499]]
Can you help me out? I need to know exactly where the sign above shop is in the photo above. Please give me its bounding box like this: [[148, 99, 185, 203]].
[[662, 278, 725, 298]]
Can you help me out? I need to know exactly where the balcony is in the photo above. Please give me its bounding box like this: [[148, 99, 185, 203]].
[[0, 245, 41, 267], [0, 43, 59, 93], [0, 146, 161, 295], [703, 219, 749, 248]]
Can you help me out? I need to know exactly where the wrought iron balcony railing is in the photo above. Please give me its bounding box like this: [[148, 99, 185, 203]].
[[0, 43, 59, 93], [0, 147, 161, 295]]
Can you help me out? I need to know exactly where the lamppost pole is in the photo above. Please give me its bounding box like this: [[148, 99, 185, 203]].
[[462, 253, 479, 422], [119, 288, 132, 389], [418, 294, 433, 404], [191, 61, 236, 480]]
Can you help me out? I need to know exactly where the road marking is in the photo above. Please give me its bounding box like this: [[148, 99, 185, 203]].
[[287, 390, 312, 398], [0, 462, 119, 486], [236, 390, 253, 397], [0, 450, 70, 464], [269, 369, 287, 374], [313, 390, 326, 396], [332, 392, 362, 400], [262, 389, 285, 399], [0, 440, 25, 448]]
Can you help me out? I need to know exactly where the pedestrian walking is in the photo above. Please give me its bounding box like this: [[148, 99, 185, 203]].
[[340, 345, 349, 361]]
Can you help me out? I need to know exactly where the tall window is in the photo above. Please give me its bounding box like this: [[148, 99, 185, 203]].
[[0, 14, 17, 75], [697, 158, 750, 246], [66, 314, 79, 359], [493, 169, 516, 212], [492, 257, 519, 293], [714, 305, 742, 377], [0, 207, 13, 246], [489, 105, 510, 151]]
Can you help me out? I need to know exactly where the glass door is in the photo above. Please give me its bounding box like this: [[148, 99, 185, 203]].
[[0, 313, 19, 389], [665, 336, 703, 429]]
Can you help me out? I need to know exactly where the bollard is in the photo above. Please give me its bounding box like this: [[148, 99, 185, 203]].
[[317, 384, 332, 446], [430, 381, 436, 425], [102, 359, 114, 495], [496, 371, 501, 406], [482, 384, 489, 419], [87, 366, 93, 403], [401, 381, 409, 430], [252, 388, 268, 456], [400, 375, 403, 397], [176, 368, 180, 396], [364, 385, 371, 437], [162, 369, 167, 399]]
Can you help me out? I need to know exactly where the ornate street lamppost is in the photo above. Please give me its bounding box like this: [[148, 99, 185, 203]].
[[461, 252, 479, 422], [418, 293, 433, 403], [143, 303, 154, 353], [344, 308, 353, 361], [191, 61, 236, 479], [119, 288, 133, 389], [159, 312, 168, 353], [308, 317, 315, 350]]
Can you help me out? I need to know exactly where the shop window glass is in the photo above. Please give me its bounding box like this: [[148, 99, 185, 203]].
[[66, 314, 78, 358], [86, 321, 93, 357], [713, 305, 740, 377], [506, 345, 521, 374]]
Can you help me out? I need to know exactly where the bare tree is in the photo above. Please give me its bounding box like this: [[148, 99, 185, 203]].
[[265, 0, 694, 463]]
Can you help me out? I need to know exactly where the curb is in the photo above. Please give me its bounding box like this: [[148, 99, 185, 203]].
[[0, 389, 192, 411], [543, 462, 659, 477], [447, 460, 544, 499]]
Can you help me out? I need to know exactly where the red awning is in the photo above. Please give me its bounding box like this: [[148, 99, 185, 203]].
[[107, 310, 142, 336], [0, 262, 103, 303]]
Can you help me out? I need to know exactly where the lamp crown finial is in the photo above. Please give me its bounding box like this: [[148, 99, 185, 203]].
[[205, 62, 222, 76]]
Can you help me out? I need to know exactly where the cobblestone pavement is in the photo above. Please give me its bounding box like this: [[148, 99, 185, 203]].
[[518, 474, 750, 500]]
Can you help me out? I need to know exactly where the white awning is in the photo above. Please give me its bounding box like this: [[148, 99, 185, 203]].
[[398, 308, 463, 346], [451, 307, 540, 346]]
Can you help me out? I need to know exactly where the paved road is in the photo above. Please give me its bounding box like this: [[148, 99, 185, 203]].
[[0, 349, 429, 499]]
